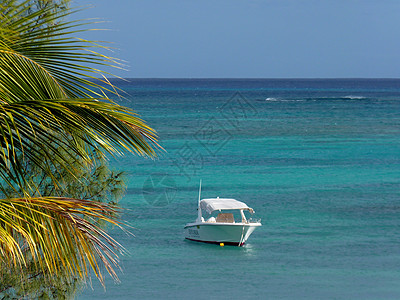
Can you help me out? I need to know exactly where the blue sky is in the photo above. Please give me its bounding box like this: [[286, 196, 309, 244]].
[[73, 0, 400, 78]]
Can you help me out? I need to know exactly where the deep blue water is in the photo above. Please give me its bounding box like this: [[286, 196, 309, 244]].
[[79, 79, 400, 299]]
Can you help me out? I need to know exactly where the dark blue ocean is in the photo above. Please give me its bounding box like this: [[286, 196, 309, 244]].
[[79, 79, 400, 299]]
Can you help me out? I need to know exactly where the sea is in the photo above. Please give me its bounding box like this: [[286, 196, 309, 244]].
[[78, 79, 400, 299]]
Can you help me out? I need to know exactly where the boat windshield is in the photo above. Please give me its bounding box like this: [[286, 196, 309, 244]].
[[203, 209, 252, 224]]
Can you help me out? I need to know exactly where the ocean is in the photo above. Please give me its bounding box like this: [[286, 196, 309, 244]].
[[78, 79, 400, 299]]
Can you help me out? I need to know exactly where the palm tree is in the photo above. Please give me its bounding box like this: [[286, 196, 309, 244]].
[[0, 0, 158, 288]]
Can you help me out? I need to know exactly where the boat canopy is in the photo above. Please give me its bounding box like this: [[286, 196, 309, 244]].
[[200, 198, 254, 214]]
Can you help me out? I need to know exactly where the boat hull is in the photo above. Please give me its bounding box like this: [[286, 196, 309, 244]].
[[184, 223, 261, 246]]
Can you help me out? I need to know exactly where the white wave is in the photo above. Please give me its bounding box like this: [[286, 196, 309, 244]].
[[265, 97, 308, 102], [343, 95, 366, 100]]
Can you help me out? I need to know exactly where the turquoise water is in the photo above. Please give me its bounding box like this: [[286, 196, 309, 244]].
[[79, 79, 400, 299]]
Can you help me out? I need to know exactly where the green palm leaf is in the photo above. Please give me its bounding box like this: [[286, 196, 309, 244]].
[[0, 0, 159, 286]]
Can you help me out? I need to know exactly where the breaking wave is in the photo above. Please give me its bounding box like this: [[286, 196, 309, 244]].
[[261, 95, 369, 102], [343, 95, 367, 100]]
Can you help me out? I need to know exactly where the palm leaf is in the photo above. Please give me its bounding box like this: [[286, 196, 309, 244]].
[[0, 1, 160, 190], [0, 197, 126, 285], [0, 0, 159, 285]]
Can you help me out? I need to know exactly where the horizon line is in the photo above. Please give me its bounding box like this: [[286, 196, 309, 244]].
[[104, 77, 400, 80]]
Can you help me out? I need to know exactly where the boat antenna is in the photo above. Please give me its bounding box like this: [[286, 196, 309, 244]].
[[198, 179, 202, 204], [197, 179, 202, 222]]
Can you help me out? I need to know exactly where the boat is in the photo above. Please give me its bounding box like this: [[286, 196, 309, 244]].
[[184, 182, 261, 246]]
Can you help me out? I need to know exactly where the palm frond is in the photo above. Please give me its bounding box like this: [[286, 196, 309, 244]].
[[0, 0, 159, 285], [0, 0, 160, 192], [0, 196, 126, 285]]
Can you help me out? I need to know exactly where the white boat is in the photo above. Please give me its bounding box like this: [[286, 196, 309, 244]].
[[184, 183, 261, 246]]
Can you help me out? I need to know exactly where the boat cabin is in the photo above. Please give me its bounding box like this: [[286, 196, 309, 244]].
[[197, 198, 255, 224]]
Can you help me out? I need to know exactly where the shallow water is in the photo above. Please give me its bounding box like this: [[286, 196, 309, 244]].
[[79, 79, 400, 299]]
